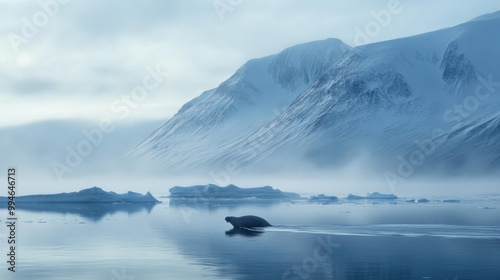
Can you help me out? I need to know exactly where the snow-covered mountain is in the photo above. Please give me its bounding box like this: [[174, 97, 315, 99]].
[[127, 11, 500, 177], [127, 38, 351, 168]]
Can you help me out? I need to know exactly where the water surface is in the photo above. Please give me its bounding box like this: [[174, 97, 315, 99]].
[[1, 197, 499, 279]]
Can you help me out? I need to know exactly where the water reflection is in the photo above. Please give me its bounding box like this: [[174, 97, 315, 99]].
[[158, 201, 500, 280], [168, 197, 283, 210], [0, 202, 157, 221], [225, 227, 265, 237], [1, 200, 499, 280]]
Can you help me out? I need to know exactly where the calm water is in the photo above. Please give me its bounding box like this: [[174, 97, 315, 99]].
[[1, 197, 500, 280]]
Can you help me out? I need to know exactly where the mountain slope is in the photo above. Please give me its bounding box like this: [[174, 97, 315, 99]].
[[213, 11, 500, 175], [127, 38, 351, 169], [128, 11, 500, 176]]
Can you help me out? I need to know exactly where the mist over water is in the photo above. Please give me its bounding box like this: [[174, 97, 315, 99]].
[[2, 105, 498, 197], [12, 163, 500, 200]]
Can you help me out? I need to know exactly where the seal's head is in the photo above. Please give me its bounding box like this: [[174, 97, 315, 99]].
[[225, 216, 233, 223]]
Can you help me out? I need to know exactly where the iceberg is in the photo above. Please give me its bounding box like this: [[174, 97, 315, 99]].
[[0, 187, 160, 203], [309, 194, 339, 203], [367, 192, 398, 199], [169, 184, 300, 200], [346, 194, 365, 200], [346, 192, 398, 200]]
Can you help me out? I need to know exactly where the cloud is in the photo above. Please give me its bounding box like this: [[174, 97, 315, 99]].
[[12, 77, 57, 94], [1, 0, 500, 127]]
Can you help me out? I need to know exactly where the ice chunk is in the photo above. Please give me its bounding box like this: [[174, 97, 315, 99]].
[[346, 194, 365, 200], [367, 192, 398, 199], [0, 186, 159, 203], [309, 194, 339, 203], [169, 184, 300, 199], [347, 192, 397, 199]]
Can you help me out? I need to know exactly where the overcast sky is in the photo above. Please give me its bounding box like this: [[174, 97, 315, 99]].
[[1, 0, 500, 127]]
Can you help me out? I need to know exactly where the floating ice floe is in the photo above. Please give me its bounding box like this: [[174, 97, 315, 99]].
[[308, 194, 339, 203], [0, 186, 159, 203], [169, 184, 300, 200], [346, 192, 398, 200]]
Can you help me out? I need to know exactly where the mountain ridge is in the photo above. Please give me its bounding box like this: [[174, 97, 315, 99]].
[[126, 12, 500, 177]]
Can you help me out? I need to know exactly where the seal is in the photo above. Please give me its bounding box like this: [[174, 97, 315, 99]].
[[225, 215, 272, 228]]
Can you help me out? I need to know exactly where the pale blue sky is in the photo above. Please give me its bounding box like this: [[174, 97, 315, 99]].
[[1, 0, 500, 127]]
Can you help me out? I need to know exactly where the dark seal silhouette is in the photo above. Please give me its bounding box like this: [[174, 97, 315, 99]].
[[225, 215, 272, 228]]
